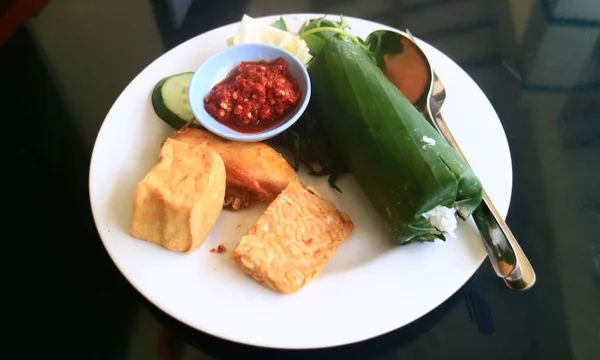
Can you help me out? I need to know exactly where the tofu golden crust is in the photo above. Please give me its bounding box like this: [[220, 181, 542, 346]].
[[129, 138, 226, 252], [231, 181, 354, 294], [172, 127, 298, 207]]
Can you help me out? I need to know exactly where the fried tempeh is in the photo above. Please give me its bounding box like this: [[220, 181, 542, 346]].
[[172, 127, 298, 209], [129, 138, 226, 252], [231, 181, 354, 294]]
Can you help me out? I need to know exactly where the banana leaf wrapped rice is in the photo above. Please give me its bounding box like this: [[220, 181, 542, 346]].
[[307, 37, 483, 244]]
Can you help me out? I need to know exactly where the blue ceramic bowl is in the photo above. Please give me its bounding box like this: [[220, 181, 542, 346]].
[[188, 43, 311, 142]]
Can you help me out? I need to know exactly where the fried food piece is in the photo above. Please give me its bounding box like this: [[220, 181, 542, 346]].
[[129, 138, 226, 252], [223, 186, 252, 210], [231, 181, 354, 294], [172, 127, 298, 209]]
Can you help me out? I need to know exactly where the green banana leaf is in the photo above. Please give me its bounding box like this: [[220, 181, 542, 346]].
[[307, 37, 483, 244]]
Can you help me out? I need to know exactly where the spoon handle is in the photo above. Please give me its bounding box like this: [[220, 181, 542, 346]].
[[433, 112, 535, 287], [471, 195, 517, 277]]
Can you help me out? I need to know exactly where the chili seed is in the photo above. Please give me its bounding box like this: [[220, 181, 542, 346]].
[[220, 102, 228, 110]]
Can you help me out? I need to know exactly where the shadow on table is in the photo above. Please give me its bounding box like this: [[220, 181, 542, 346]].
[[2, 26, 140, 360]]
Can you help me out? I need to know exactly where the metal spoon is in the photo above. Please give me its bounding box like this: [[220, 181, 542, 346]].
[[368, 30, 535, 290], [427, 68, 536, 290]]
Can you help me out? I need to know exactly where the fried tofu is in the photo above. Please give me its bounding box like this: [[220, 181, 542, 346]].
[[231, 181, 354, 294], [129, 138, 226, 252], [172, 127, 298, 208]]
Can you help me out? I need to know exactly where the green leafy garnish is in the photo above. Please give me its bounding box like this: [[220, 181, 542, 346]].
[[298, 15, 350, 34], [266, 15, 380, 190], [271, 17, 287, 31], [296, 15, 366, 56], [299, 27, 368, 50], [267, 112, 347, 191], [269, 15, 386, 190]]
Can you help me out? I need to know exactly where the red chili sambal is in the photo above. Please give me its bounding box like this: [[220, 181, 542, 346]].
[[204, 57, 302, 133]]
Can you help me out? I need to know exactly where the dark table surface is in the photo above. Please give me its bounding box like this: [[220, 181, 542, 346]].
[[3, 0, 600, 359]]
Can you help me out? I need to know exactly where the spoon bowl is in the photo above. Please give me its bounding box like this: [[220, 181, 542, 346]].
[[366, 30, 432, 106]]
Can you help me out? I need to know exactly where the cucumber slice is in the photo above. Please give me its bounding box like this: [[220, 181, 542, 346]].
[[151, 72, 195, 129]]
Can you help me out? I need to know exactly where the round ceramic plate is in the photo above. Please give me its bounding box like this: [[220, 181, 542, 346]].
[[89, 14, 512, 349]]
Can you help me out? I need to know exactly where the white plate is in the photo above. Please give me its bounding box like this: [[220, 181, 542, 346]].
[[89, 14, 512, 349]]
